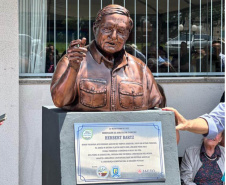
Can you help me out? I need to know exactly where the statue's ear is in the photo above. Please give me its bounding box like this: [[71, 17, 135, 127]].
[[93, 24, 97, 36]]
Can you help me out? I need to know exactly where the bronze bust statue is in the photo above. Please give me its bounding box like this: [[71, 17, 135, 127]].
[[51, 4, 162, 111]]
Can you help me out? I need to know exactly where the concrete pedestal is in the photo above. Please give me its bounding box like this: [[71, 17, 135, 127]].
[[42, 106, 180, 185]]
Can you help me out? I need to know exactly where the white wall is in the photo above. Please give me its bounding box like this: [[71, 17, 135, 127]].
[[19, 84, 53, 185], [19, 79, 224, 185], [160, 81, 225, 156], [0, 0, 19, 185]]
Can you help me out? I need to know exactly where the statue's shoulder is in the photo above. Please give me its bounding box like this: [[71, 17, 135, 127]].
[[126, 52, 146, 68]]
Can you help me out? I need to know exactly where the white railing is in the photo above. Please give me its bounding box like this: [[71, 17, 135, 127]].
[[19, 0, 225, 77]]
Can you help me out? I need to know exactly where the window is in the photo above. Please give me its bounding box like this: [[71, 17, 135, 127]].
[[19, 0, 47, 75], [19, 0, 225, 77]]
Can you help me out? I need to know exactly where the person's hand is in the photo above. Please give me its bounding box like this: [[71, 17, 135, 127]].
[[162, 107, 188, 131], [67, 38, 87, 71], [0, 122, 3, 125]]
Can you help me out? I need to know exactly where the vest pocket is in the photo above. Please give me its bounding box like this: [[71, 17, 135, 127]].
[[80, 79, 107, 108], [119, 81, 143, 109]]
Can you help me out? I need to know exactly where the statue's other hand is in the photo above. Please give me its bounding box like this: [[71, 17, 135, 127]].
[[67, 38, 87, 71]]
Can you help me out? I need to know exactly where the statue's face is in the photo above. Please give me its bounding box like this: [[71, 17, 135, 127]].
[[94, 14, 130, 55]]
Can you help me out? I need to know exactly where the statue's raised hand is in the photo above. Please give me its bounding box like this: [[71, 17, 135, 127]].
[[67, 37, 87, 71]]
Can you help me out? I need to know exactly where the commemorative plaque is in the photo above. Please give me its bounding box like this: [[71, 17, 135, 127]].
[[74, 122, 165, 184]]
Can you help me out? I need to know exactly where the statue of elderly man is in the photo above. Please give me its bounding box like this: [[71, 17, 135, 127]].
[[51, 4, 162, 111]]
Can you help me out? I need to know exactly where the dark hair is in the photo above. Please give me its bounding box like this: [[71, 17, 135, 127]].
[[157, 83, 166, 108], [217, 130, 225, 147], [93, 4, 133, 32], [212, 40, 221, 45], [147, 58, 157, 72]]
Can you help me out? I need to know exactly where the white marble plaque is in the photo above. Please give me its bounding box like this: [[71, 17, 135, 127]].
[[74, 122, 165, 184]]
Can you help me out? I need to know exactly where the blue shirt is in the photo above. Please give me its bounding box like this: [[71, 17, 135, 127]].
[[200, 103, 225, 139]]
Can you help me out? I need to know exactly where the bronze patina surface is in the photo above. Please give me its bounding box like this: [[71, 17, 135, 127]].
[[51, 4, 162, 111]]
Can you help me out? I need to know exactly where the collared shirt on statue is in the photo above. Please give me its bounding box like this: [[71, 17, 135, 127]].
[[55, 40, 162, 111]]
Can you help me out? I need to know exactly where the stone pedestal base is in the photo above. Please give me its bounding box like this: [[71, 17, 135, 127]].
[[42, 106, 180, 185]]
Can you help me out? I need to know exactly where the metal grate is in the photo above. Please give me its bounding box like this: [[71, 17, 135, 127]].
[[19, 0, 225, 77]]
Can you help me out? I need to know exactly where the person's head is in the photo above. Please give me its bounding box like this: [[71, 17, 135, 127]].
[[93, 5, 133, 57], [47, 44, 54, 52], [203, 131, 224, 148], [180, 42, 187, 54], [147, 58, 157, 72], [212, 41, 221, 57]]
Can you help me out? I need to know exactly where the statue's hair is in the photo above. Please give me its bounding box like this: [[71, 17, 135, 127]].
[[93, 4, 133, 32]]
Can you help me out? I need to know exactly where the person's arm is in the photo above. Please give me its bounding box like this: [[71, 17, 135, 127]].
[[162, 107, 209, 134], [51, 38, 87, 107], [199, 103, 225, 139], [176, 129, 180, 144], [180, 149, 197, 185]]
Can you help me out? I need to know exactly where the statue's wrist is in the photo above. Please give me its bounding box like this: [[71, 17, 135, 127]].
[[68, 62, 80, 72]]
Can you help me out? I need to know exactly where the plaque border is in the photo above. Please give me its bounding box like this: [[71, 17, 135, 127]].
[[74, 122, 165, 184]]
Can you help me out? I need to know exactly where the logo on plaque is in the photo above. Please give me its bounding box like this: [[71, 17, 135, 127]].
[[82, 129, 93, 140], [97, 166, 109, 178], [111, 166, 121, 178]]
